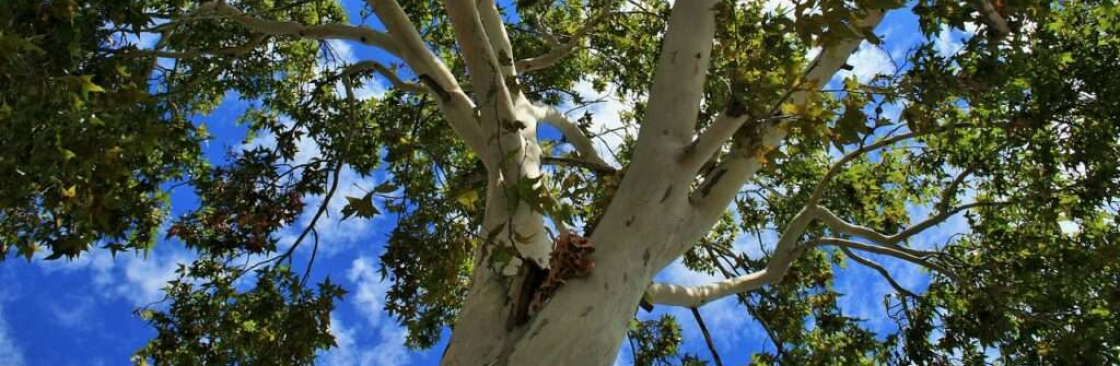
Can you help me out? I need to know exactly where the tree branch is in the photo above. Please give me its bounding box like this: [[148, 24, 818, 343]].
[[690, 307, 726, 366], [681, 112, 751, 174], [688, 9, 887, 212], [637, 0, 720, 145], [803, 237, 957, 281], [535, 105, 614, 171], [477, 0, 518, 78], [126, 34, 268, 59], [344, 60, 429, 95], [972, 0, 1012, 38], [839, 246, 919, 298], [198, 2, 400, 57], [366, 0, 489, 161], [814, 201, 1004, 255], [689, 120, 786, 211], [646, 207, 816, 307], [443, 0, 521, 150], [514, 8, 615, 74]]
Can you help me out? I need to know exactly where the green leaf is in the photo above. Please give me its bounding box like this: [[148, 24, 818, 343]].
[[78, 75, 105, 97], [341, 192, 379, 220], [60, 148, 77, 161], [456, 190, 479, 209]]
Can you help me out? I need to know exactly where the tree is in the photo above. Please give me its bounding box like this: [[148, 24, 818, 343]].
[[2, 0, 1119, 365]]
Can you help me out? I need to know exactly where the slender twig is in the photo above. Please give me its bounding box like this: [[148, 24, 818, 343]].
[[839, 246, 919, 298], [300, 227, 321, 286], [690, 307, 725, 366], [278, 158, 343, 263]]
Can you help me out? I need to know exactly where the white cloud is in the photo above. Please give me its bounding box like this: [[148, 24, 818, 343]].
[[270, 166, 387, 257], [325, 40, 356, 64], [50, 296, 97, 330], [0, 302, 25, 366], [114, 250, 193, 306], [731, 227, 779, 260], [837, 42, 896, 84], [354, 81, 388, 100], [346, 257, 390, 326], [320, 257, 411, 366], [934, 25, 963, 58], [320, 40, 388, 100], [35, 246, 193, 307], [762, 0, 797, 16], [321, 316, 360, 366], [570, 80, 635, 165], [366, 325, 411, 366], [835, 261, 896, 331]]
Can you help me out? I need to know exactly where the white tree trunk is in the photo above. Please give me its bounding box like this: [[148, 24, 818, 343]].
[[440, 1, 721, 364]]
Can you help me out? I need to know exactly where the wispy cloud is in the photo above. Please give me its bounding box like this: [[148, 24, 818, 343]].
[[346, 257, 390, 326], [570, 80, 634, 165], [838, 43, 896, 84], [35, 245, 193, 307], [320, 257, 412, 366], [0, 302, 25, 366]]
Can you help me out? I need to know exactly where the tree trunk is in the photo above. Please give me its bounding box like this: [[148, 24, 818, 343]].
[[439, 0, 723, 363], [441, 138, 701, 366]]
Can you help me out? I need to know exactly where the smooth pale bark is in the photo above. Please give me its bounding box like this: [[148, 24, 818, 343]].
[[442, 3, 724, 366], [199, 2, 399, 56], [441, 6, 892, 366], [651, 9, 890, 306]]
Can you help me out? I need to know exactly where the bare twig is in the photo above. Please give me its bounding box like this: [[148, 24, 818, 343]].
[[690, 307, 726, 366]]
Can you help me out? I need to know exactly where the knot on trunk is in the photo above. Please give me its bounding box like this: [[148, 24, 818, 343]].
[[509, 232, 596, 329], [530, 232, 595, 313]]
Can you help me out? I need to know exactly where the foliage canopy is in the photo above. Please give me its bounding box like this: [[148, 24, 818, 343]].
[[1, 0, 1119, 365]]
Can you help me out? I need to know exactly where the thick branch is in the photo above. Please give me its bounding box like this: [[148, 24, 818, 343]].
[[444, 0, 521, 148], [366, 0, 488, 160], [689, 121, 785, 211], [646, 207, 816, 307], [689, 9, 887, 211], [815, 202, 1001, 253], [638, 0, 720, 145], [477, 0, 518, 78], [199, 2, 400, 56], [972, 0, 1012, 38], [681, 112, 751, 174], [536, 105, 613, 171]]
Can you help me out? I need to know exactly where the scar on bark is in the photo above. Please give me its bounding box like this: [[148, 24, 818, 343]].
[[417, 74, 451, 101], [507, 260, 548, 331], [660, 185, 674, 203], [507, 232, 595, 328]]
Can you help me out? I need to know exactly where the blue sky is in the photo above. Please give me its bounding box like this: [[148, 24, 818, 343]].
[[0, 2, 980, 365]]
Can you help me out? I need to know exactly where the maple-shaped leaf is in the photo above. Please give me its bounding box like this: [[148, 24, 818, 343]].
[[341, 192, 379, 220]]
